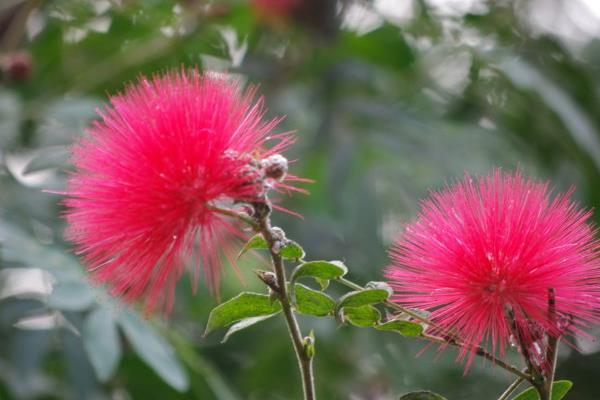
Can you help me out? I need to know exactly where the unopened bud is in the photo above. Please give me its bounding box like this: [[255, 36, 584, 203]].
[[255, 270, 279, 292], [252, 201, 271, 219], [261, 154, 288, 182], [304, 330, 316, 358], [238, 204, 254, 218], [557, 314, 573, 332], [270, 226, 286, 254], [271, 226, 286, 241]]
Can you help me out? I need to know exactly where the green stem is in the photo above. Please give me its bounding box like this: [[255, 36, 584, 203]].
[[255, 204, 316, 400], [497, 376, 525, 400], [539, 337, 559, 400], [541, 289, 559, 400], [336, 277, 531, 381], [214, 205, 530, 388], [207, 205, 258, 229]]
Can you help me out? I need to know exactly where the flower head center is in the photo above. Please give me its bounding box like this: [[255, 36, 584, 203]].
[[484, 278, 507, 295], [480, 263, 510, 304]]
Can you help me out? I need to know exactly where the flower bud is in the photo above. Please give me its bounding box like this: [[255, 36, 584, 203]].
[[261, 154, 288, 182]]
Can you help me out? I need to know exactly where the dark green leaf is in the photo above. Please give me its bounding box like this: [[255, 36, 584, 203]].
[[375, 319, 423, 336], [221, 314, 279, 343], [291, 260, 348, 282], [119, 311, 189, 392], [280, 240, 305, 260], [82, 307, 121, 382], [294, 283, 335, 316], [204, 292, 282, 336], [237, 234, 268, 259], [399, 391, 448, 400], [343, 306, 381, 327], [337, 288, 390, 309], [512, 380, 573, 400]]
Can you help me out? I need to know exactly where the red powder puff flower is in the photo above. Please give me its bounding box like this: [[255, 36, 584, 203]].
[[386, 170, 600, 368], [64, 69, 295, 314], [251, 0, 300, 19]]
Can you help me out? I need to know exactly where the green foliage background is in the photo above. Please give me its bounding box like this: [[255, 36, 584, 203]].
[[1, 0, 600, 399]]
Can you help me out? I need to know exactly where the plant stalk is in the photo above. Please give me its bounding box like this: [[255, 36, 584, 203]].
[[337, 277, 531, 381], [497, 376, 525, 400], [215, 205, 530, 391], [541, 289, 559, 400], [535, 288, 560, 400], [255, 203, 316, 400]]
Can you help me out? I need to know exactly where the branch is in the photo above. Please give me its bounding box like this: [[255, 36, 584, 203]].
[[215, 204, 530, 386], [254, 202, 316, 400], [497, 376, 526, 400], [337, 276, 531, 381]]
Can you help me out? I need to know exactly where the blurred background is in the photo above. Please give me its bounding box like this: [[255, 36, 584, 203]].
[[1, 0, 600, 399]]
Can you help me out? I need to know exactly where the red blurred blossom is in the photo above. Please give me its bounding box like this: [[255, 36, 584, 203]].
[[386, 170, 600, 368], [63, 69, 296, 314], [3, 51, 32, 82], [250, 0, 338, 38], [251, 0, 301, 23]]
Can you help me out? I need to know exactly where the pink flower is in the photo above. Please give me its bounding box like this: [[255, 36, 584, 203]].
[[64, 69, 294, 314], [386, 170, 600, 367]]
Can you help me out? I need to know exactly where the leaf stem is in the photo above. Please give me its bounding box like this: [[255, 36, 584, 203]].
[[254, 203, 316, 400], [543, 289, 559, 400], [207, 205, 259, 229], [497, 376, 525, 400], [336, 276, 531, 381], [214, 205, 529, 387]]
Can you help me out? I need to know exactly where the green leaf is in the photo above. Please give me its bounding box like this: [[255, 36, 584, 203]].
[[1, 223, 85, 279], [37, 97, 100, 146], [399, 391, 448, 400], [375, 319, 423, 336], [119, 311, 189, 392], [291, 260, 348, 282], [47, 282, 95, 311], [365, 281, 394, 297], [280, 240, 305, 260], [551, 381, 574, 400], [294, 283, 336, 316], [237, 234, 268, 259], [169, 331, 243, 400], [512, 380, 573, 400], [82, 307, 121, 382], [337, 288, 390, 309], [0, 91, 21, 147], [315, 277, 330, 290], [343, 306, 381, 327], [23, 145, 69, 174], [204, 292, 282, 336], [221, 314, 279, 343]]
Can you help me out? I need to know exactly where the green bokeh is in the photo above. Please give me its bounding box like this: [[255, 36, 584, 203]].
[[1, 0, 600, 399]]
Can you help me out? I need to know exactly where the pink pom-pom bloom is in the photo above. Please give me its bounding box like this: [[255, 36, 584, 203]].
[[386, 170, 600, 368], [64, 69, 294, 314]]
